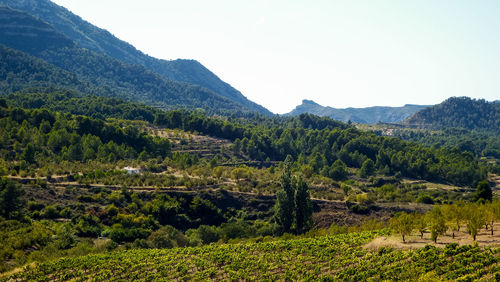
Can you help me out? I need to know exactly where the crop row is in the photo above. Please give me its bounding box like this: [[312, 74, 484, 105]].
[[4, 230, 499, 281]]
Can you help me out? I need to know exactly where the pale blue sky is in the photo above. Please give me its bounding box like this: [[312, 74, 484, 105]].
[[52, 0, 500, 114]]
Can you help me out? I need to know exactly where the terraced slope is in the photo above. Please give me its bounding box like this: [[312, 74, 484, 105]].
[[4, 231, 499, 281]]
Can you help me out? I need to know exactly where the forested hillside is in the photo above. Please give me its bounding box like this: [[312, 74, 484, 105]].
[[0, 0, 272, 116], [0, 105, 171, 164], [0, 92, 497, 277], [0, 7, 261, 117], [0, 44, 250, 116], [5, 90, 159, 122], [0, 5, 74, 53], [0, 45, 89, 94], [1, 92, 487, 187], [405, 97, 500, 131], [1, 1, 499, 281], [391, 128, 500, 159]]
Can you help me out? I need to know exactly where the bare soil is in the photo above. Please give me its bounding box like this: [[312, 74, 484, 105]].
[[365, 224, 500, 250]]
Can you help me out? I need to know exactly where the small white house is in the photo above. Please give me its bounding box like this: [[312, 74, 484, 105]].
[[123, 166, 141, 174]]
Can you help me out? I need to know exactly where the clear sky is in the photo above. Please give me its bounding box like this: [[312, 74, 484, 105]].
[[52, 0, 500, 114]]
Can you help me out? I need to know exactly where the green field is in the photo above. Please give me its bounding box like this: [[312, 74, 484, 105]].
[[3, 230, 499, 281]]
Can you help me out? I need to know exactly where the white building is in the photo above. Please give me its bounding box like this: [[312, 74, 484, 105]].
[[123, 166, 141, 174]]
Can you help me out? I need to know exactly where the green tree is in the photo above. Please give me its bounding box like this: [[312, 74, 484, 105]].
[[490, 201, 500, 236], [275, 156, 313, 235], [21, 143, 36, 163], [195, 225, 220, 244], [358, 159, 375, 178], [442, 204, 463, 239], [389, 212, 414, 242], [275, 156, 295, 234], [474, 180, 492, 202], [148, 225, 188, 248], [414, 213, 427, 239], [230, 166, 250, 182], [295, 177, 313, 234], [426, 207, 447, 243], [484, 205, 495, 236], [465, 204, 487, 241], [328, 160, 348, 180], [0, 177, 25, 219]]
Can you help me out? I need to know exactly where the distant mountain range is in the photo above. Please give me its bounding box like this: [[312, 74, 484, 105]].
[[1, 0, 497, 127], [285, 99, 429, 124], [0, 1, 271, 116], [404, 97, 500, 132]]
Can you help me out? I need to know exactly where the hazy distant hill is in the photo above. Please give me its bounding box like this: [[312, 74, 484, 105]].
[[405, 97, 500, 132], [0, 0, 271, 116], [285, 99, 428, 124], [0, 6, 256, 115]]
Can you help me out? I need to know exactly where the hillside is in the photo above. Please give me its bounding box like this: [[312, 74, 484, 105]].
[[0, 6, 256, 116], [0, 4, 74, 53], [286, 99, 428, 124], [0, 92, 498, 277], [0, 44, 94, 94], [2, 2, 500, 280], [4, 90, 160, 122], [405, 97, 500, 132], [4, 231, 499, 281], [0, 0, 272, 116]]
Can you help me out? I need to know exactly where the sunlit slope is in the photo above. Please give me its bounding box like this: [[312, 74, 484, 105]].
[[5, 231, 499, 281]]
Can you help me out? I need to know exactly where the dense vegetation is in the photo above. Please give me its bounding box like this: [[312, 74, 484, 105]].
[[392, 127, 500, 159], [0, 2, 499, 280], [3, 230, 498, 281], [405, 97, 500, 131], [0, 5, 269, 117], [0, 92, 494, 274], [0, 45, 87, 94], [0, 0, 272, 116], [1, 91, 487, 187], [0, 105, 171, 165], [0, 176, 280, 272], [5, 90, 159, 123], [0, 6, 74, 54]]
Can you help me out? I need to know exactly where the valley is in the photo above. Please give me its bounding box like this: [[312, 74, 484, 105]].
[[0, 0, 499, 280]]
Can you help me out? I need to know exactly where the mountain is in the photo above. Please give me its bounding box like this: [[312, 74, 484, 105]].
[[0, 4, 74, 53], [0, 0, 271, 116], [0, 6, 256, 116], [285, 99, 428, 124], [0, 44, 90, 94], [405, 96, 500, 132]]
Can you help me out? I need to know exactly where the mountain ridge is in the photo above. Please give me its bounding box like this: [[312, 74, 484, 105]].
[[0, 6, 254, 115], [0, 0, 271, 115], [285, 99, 429, 124]]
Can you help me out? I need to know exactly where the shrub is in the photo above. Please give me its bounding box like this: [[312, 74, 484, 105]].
[[147, 225, 187, 248]]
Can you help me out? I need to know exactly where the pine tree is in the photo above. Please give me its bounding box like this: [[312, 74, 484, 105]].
[[0, 177, 25, 219], [474, 180, 492, 202], [359, 159, 375, 178]]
